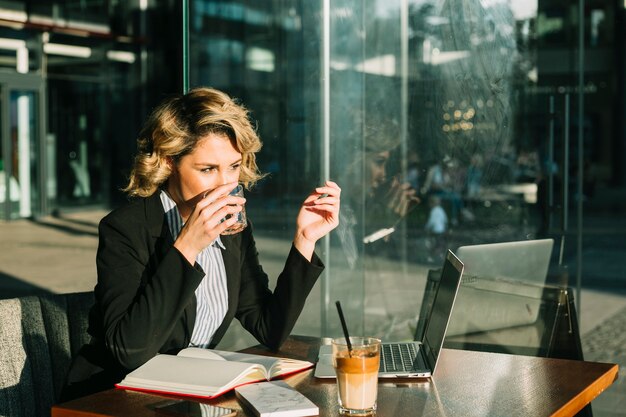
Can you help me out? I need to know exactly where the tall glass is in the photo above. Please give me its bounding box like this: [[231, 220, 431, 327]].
[[332, 337, 380, 415]]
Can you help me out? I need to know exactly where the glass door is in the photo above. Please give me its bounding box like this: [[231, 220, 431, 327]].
[[0, 74, 46, 220]]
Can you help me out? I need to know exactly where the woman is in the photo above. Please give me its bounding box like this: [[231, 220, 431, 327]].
[[61, 87, 340, 400]]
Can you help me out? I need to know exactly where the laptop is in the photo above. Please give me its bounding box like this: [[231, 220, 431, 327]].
[[446, 239, 554, 336], [314, 250, 464, 379]]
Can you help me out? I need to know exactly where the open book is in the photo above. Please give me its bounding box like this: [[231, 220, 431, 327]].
[[116, 347, 313, 399]]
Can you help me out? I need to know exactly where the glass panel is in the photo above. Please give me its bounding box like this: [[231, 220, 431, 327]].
[[349, 0, 584, 347], [327, 0, 408, 337], [187, 0, 567, 343], [188, 7, 625, 413]]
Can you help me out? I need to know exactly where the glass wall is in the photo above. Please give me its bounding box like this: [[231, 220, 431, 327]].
[[190, 5, 626, 413]]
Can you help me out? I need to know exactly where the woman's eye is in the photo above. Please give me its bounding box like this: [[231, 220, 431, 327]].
[[201, 167, 217, 173], [230, 163, 241, 171]]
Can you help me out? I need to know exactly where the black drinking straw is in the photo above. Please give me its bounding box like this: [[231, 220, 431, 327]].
[[335, 301, 353, 356]]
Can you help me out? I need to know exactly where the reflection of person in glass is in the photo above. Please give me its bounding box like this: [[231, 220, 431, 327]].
[[61, 87, 341, 400], [336, 119, 418, 267]]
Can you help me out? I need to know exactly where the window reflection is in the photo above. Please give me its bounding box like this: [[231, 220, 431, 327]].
[[188, 8, 625, 406]]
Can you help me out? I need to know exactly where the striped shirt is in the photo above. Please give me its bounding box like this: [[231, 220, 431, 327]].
[[160, 190, 229, 348]]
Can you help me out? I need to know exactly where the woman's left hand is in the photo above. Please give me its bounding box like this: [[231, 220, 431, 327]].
[[293, 180, 341, 260]]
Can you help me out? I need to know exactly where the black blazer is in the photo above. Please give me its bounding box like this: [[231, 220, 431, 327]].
[[62, 192, 323, 400]]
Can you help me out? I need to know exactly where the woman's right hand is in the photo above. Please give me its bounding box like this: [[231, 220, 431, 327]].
[[386, 177, 420, 218], [173, 182, 245, 265]]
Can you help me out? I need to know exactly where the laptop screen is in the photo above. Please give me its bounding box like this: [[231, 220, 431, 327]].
[[456, 238, 553, 283], [422, 250, 464, 373]]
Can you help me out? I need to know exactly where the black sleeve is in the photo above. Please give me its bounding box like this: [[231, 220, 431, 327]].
[[95, 213, 204, 370], [235, 227, 324, 350]]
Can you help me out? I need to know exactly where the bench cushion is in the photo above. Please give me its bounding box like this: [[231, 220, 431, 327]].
[[0, 292, 93, 417]]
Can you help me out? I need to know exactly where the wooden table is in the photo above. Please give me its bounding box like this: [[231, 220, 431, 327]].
[[52, 335, 618, 417]]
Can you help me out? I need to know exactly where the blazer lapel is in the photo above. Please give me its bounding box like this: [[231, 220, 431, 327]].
[[145, 192, 172, 242], [221, 233, 241, 306], [144, 192, 197, 341]]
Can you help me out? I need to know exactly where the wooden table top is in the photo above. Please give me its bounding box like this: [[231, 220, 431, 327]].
[[52, 335, 618, 417]]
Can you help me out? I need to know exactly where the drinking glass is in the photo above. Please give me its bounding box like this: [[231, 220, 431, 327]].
[[332, 337, 380, 415], [221, 184, 247, 235]]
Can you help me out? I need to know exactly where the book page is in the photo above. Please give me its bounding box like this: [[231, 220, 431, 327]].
[[119, 355, 266, 397], [177, 347, 228, 361], [210, 350, 279, 373], [211, 350, 313, 379], [270, 359, 315, 377]]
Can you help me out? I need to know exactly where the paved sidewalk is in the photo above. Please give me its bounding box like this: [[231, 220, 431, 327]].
[[581, 303, 626, 416], [1, 210, 625, 415]]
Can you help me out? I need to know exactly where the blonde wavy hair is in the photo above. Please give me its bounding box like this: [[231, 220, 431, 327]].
[[124, 87, 264, 197]]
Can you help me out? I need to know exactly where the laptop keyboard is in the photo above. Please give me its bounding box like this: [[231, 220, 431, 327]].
[[380, 343, 419, 372]]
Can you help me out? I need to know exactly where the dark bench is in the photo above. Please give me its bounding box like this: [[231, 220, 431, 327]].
[[0, 291, 93, 417]]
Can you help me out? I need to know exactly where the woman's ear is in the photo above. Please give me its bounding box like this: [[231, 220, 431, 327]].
[[164, 156, 175, 171]]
